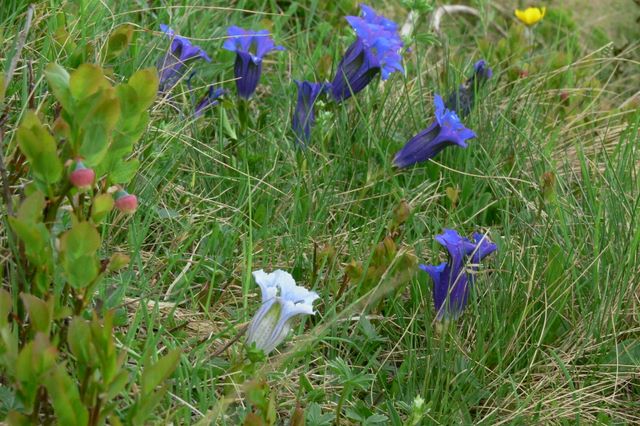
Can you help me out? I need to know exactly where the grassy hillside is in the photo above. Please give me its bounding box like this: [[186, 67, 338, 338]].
[[1, 0, 639, 424]]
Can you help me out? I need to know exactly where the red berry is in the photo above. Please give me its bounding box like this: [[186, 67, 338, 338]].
[[70, 164, 95, 191], [114, 192, 138, 214]]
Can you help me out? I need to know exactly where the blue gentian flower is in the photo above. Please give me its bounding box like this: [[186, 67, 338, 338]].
[[420, 229, 497, 321], [292, 81, 329, 144], [470, 232, 498, 265], [393, 94, 476, 168], [445, 59, 493, 117], [194, 86, 226, 117], [222, 26, 285, 99], [331, 4, 404, 102], [157, 25, 212, 91]]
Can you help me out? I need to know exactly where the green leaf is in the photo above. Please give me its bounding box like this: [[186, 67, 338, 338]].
[[44, 364, 89, 426], [130, 388, 167, 426], [0, 75, 5, 104], [16, 334, 57, 412], [67, 317, 92, 365], [69, 64, 109, 102], [16, 190, 45, 223], [103, 24, 134, 62], [44, 63, 73, 111], [79, 89, 121, 167], [221, 107, 237, 141], [91, 193, 114, 222], [112, 111, 148, 154], [128, 68, 158, 111], [16, 111, 63, 184], [106, 370, 129, 400], [141, 349, 181, 396], [305, 403, 333, 426], [60, 222, 101, 288], [8, 218, 52, 267], [101, 111, 148, 180], [115, 84, 140, 130], [11, 191, 48, 273], [109, 159, 139, 184], [88, 311, 123, 384], [20, 294, 52, 335], [0, 289, 11, 328]]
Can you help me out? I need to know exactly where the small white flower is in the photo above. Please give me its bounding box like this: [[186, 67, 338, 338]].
[[245, 269, 319, 355]]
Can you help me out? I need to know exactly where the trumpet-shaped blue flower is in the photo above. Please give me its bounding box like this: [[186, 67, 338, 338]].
[[292, 81, 329, 144], [246, 269, 319, 355], [445, 60, 493, 117], [393, 94, 476, 168], [157, 25, 211, 91], [222, 26, 285, 99], [331, 4, 404, 102], [194, 86, 226, 117], [420, 229, 497, 321]]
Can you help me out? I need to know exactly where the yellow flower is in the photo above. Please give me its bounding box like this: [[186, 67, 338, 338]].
[[515, 6, 546, 26]]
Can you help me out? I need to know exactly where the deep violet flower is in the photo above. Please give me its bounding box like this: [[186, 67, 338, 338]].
[[246, 269, 319, 355], [445, 60, 493, 117], [194, 86, 226, 117], [331, 4, 404, 102], [419, 229, 497, 321], [393, 94, 476, 168], [157, 25, 212, 91], [222, 26, 285, 99], [292, 81, 329, 144]]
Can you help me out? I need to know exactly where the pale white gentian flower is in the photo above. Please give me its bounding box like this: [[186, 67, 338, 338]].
[[245, 269, 319, 355]]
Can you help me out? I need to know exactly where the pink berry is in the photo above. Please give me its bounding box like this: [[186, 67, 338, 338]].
[[114, 192, 138, 214], [70, 163, 95, 191]]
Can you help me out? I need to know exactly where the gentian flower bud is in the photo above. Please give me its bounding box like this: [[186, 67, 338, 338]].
[[445, 60, 493, 118], [194, 86, 226, 117], [246, 269, 319, 355], [69, 161, 95, 191], [292, 81, 329, 145], [157, 25, 211, 91], [114, 190, 138, 214], [222, 26, 285, 99], [420, 229, 496, 321], [393, 94, 476, 168], [331, 4, 404, 102]]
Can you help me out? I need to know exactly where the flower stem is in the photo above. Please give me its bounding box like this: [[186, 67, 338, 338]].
[[334, 384, 350, 425]]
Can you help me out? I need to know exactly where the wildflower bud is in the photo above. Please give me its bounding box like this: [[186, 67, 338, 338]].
[[114, 190, 138, 214], [107, 252, 130, 272], [407, 395, 428, 425], [246, 270, 319, 355], [541, 171, 556, 201], [69, 161, 95, 191], [392, 200, 411, 227]]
